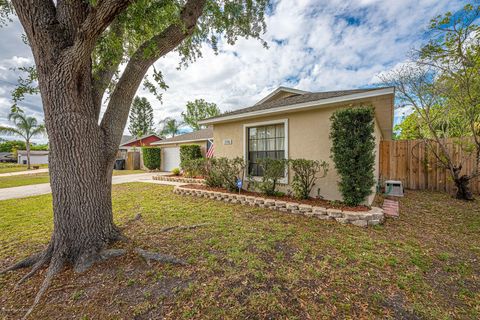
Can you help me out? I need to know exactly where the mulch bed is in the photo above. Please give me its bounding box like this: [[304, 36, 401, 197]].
[[181, 184, 370, 212]]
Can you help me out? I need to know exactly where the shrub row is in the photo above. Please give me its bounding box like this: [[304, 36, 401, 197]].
[[184, 157, 329, 199]]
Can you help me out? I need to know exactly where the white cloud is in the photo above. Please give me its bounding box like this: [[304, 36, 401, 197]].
[[0, 0, 466, 138]]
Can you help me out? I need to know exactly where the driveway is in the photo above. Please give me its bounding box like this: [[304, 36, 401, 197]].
[[0, 172, 173, 201], [0, 168, 49, 177]]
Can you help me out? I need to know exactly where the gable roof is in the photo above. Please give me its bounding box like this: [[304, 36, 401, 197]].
[[151, 127, 213, 145], [254, 87, 309, 105], [199, 86, 395, 138], [119, 134, 162, 147], [120, 135, 133, 145]]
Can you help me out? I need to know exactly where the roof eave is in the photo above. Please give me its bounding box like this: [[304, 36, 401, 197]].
[[150, 138, 210, 145], [199, 87, 395, 126]]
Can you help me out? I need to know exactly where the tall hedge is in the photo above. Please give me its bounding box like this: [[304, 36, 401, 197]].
[[330, 106, 376, 206], [180, 144, 202, 168], [142, 147, 161, 170]]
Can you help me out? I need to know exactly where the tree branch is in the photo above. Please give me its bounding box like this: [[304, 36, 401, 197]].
[[100, 0, 207, 157], [11, 0, 62, 59], [68, 0, 132, 62], [56, 0, 90, 41]]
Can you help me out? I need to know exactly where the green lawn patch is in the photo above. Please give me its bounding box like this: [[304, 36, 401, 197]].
[[0, 170, 145, 189], [0, 185, 479, 319]]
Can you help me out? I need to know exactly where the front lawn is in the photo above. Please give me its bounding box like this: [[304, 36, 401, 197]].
[[0, 170, 145, 189], [0, 163, 48, 174], [0, 184, 479, 319]]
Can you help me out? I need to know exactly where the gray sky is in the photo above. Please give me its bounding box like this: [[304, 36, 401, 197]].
[[0, 0, 465, 143]]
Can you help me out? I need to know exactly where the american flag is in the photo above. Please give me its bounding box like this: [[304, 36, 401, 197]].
[[206, 143, 215, 158]]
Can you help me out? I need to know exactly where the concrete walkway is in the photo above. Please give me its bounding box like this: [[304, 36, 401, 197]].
[[0, 172, 176, 201], [0, 168, 49, 177]]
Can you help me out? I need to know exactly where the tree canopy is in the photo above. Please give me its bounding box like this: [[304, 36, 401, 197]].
[[182, 99, 220, 130], [381, 2, 480, 200]]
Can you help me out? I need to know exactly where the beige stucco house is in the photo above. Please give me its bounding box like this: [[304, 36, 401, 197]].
[[199, 86, 395, 204]]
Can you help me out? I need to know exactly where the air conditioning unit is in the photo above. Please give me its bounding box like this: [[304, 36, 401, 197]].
[[384, 180, 404, 197]]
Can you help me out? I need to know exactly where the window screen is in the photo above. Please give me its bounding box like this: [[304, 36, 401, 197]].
[[247, 123, 285, 176]]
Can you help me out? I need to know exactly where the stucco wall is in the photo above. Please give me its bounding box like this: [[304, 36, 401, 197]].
[[212, 96, 390, 204]]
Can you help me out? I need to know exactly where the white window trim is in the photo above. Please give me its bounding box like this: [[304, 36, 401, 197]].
[[243, 118, 289, 184]]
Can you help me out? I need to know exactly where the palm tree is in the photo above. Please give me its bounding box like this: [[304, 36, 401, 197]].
[[0, 112, 46, 169], [159, 117, 183, 138]]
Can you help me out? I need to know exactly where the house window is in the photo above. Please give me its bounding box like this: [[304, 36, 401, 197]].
[[247, 123, 285, 176]]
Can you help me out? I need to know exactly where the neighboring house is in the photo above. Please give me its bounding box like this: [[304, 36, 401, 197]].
[[0, 152, 16, 163], [150, 127, 213, 172], [118, 134, 163, 159], [199, 86, 394, 204], [17, 150, 49, 165]]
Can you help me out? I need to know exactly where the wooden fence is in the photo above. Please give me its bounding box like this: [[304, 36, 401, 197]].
[[379, 139, 479, 194]]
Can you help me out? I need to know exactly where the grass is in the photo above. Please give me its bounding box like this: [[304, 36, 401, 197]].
[[0, 185, 479, 319], [0, 163, 48, 174], [0, 170, 145, 189]]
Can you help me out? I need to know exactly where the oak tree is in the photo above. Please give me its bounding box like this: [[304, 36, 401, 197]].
[[0, 0, 268, 316]]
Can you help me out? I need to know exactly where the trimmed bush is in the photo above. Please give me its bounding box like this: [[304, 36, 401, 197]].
[[180, 144, 202, 168], [330, 106, 376, 206], [205, 157, 245, 191], [257, 158, 288, 196], [203, 158, 224, 188], [142, 147, 161, 170], [290, 159, 329, 199], [171, 167, 180, 176], [182, 158, 206, 178]]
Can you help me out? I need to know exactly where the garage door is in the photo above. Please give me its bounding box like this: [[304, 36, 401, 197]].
[[163, 147, 181, 172]]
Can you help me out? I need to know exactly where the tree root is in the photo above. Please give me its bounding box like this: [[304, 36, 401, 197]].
[[134, 248, 187, 266], [74, 248, 127, 273], [159, 222, 211, 233], [0, 251, 45, 275], [22, 255, 64, 320]]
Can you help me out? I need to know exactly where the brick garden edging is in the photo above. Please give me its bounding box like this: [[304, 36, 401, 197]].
[[153, 175, 205, 184], [173, 185, 384, 227]]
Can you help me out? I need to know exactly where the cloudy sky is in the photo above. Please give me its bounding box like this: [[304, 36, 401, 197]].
[[0, 0, 466, 143]]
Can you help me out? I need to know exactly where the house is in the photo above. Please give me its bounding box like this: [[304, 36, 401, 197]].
[[0, 152, 15, 163], [150, 127, 213, 171], [199, 86, 394, 204], [17, 150, 49, 165], [118, 133, 163, 158]]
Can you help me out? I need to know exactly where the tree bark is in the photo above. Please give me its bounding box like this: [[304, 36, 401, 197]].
[[36, 55, 122, 270], [453, 173, 474, 201]]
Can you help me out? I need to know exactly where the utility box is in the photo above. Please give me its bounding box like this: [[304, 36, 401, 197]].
[[384, 180, 404, 197]]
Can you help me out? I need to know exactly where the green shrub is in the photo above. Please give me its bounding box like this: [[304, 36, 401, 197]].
[[182, 158, 206, 178], [290, 159, 329, 199], [206, 157, 245, 191], [142, 147, 161, 170], [180, 144, 202, 168], [171, 167, 180, 176], [257, 158, 288, 196], [0, 140, 25, 152], [330, 106, 376, 206], [203, 158, 224, 188]]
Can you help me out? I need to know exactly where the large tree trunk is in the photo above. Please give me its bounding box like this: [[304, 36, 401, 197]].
[[38, 58, 121, 271]]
